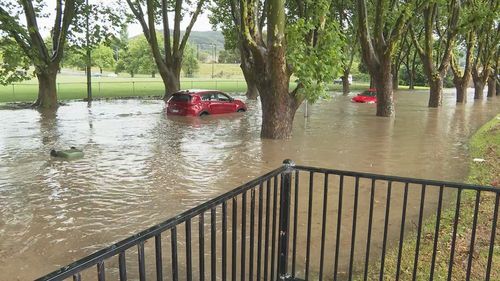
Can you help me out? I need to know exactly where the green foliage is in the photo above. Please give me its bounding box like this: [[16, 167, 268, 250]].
[[92, 44, 115, 72], [0, 38, 31, 85], [63, 46, 86, 70], [182, 45, 199, 77], [115, 36, 157, 77], [218, 48, 240, 64], [286, 18, 344, 102]]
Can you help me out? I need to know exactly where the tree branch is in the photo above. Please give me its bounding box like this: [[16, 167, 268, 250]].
[[20, 0, 49, 62], [0, 6, 32, 57], [162, 0, 172, 62], [172, 0, 182, 54], [52, 0, 77, 63], [179, 0, 206, 54]]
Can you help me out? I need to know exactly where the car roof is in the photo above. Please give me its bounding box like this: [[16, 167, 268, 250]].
[[175, 89, 221, 96]]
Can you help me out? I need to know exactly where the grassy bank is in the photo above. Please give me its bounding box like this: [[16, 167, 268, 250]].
[[361, 115, 499, 280]]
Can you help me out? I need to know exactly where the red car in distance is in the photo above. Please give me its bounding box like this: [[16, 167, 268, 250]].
[[351, 88, 378, 103], [166, 90, 247, 116]]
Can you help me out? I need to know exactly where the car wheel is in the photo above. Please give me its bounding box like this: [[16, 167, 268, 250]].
[[199, 112, 209, 116], [237, 108, 246, 113]]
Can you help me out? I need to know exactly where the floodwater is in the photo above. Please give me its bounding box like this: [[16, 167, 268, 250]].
[[0, 90, 498, 280]]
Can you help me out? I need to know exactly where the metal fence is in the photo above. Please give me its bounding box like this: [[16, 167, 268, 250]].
[[0, 80, 249, 102], [36, 160, 499, 281]]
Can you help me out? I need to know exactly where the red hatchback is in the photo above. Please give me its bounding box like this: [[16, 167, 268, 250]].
[[351, 88, 378, 103], [166, 90, 247, 116]]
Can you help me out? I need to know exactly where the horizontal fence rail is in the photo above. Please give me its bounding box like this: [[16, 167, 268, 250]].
[[36, 160, 499, 281]]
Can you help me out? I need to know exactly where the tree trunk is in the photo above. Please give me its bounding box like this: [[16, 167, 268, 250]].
[[100, 67, 103, 74], [258, 38, 297, 139], [152, 71, 156, 78], [487, 74, 496, 97], [245, 80, 259, 99], [241, 60, 259, 99], [428, 76, 444, 107], [497, 78, 500, 96], [454, 76, 468, 103], [158, 63, 181, 101], [409, 72, 415, 89], [342, 73, 350, 95], [131, 71, 134, 78], [392, 68, 399, 90], [373, 57, 395, 117], [259, 86, 296, 139], [474, 81, 485, 99], [34, 66, 58, 109]]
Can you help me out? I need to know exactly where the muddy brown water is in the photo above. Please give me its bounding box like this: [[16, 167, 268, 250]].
[[0, 90, 498, 280]]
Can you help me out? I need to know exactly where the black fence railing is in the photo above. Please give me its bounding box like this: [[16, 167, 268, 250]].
[[36, 160, 499, 281]]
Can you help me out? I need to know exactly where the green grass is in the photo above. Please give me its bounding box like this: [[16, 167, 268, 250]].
[[0, 62, 427, 103], [358, 115, 500, 281]]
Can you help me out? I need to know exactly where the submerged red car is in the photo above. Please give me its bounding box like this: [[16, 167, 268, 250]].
[[351, 88, 378, 103], [166, 90, 247, 116]]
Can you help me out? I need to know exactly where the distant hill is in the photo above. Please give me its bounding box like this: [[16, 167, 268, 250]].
[[130, 30, 225, 52]]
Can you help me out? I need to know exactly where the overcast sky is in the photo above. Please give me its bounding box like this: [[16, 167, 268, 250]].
[[33, 0, 214, 38]]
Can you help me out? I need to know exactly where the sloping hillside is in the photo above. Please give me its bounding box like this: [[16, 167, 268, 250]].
[[130, 30, 225, 51]]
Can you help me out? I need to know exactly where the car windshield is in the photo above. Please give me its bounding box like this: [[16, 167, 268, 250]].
[[170, 93, 192, 102], [362, 91, 377, 97]]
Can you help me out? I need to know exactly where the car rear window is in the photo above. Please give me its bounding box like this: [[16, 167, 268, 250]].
[[170, 93, 191, 102]]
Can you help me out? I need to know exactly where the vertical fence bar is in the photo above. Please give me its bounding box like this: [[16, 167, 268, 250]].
[[318, 173, 329, 281], [447, 189, 462, 281], [333, 175, 345, 280], [395, 183, 409, 281], [155, 234, 163, 281], [305, 171, 314, 280], [364, 179, 376, 281], [270, 175, 279, 281], [119, 251, 127, 281], [277, 160, 293, 279], [186, 219, 193, 281], [291, 170, 299, 278], [466, 191, 481, 280], [211, 208, 217, 281], [249, 188, 256, 280], [257, 183, 264, 280], [379, 181, 392, 281], [97, 260, 105, 281], [73, 273, 81, 281], [222, 202, 228, 281], [349, 176, 361, 281], [171, 227, 179, 281], [429, 185, 444, 280], [138, 242, 146, 281], [132, 81, 135, 95], [199, 213, 205, 281], [264, 179, 271, 281], [232, 197, 238, 281], [485, 193, 499, 281], [241, 191, 247, 281], [412, 184, 427, 281]]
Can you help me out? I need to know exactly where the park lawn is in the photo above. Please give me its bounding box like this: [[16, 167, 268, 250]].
[[359, 115, 500, 281], [0, 61, 426, 103], [0, 74, 380, 103]]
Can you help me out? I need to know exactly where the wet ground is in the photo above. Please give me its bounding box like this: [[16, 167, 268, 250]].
[[0, 89, 498, 280]]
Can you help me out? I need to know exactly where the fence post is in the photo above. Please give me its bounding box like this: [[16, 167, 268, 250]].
[[277, 159, 294, 280]]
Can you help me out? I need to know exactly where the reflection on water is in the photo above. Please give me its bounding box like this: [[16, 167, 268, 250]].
[[0, 90, 498, 280]]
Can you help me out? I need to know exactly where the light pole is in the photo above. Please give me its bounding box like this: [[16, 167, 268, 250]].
[[211, 43, 215, 78], [86, 0, 92, 103]]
